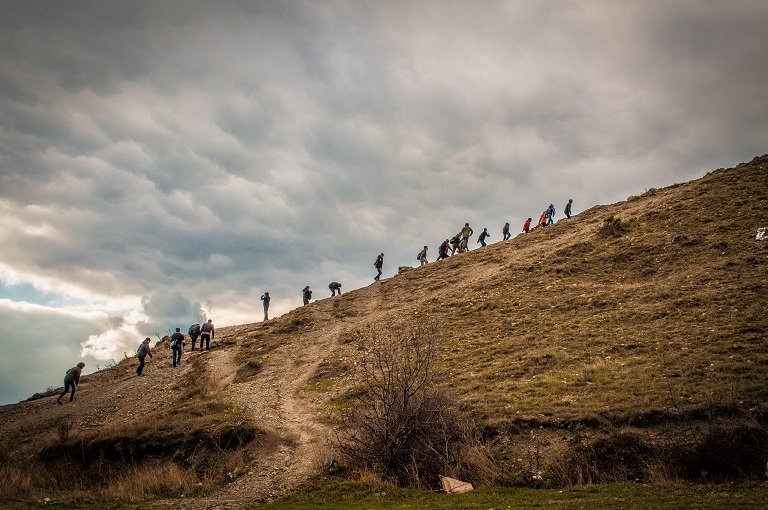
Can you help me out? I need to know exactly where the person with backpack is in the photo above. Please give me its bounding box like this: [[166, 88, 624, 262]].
[[170, 327, 185, 367], [564, 199, 573, 219], [503, 222, 511, 241], [56, 362, 85, 404], [302, 286, 312, 305], [522, 217, 532, 233], [547, 204, 555, 225], [136, 338, 152, 376], [373, 253, 384, 281], [329, 282, 342, 296], [188, 323, 201, 351], [437, 239, 450, 261], [260, 292, 270, 321], [478, 228, 490, 247], [417, 246, 428, 266], [450, 233, 461, 255], [200, 319, 214, 350], [538, 210, 548, 228]]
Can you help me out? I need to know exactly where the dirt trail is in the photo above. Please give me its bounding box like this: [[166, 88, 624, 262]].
[[165, 306, 353, 509]]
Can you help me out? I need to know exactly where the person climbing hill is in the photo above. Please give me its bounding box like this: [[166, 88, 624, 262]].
[[478, 227, 490, 247], [373, 253, 384, 281], [417, 246, 428, 266], [503, 222, 511, 240], [329, 282, 342, 296], [522, 217, 532, 233], [56, 362, 85, 404]]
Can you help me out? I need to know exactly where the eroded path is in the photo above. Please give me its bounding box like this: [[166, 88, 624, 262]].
[[163, 306, 352, 509]]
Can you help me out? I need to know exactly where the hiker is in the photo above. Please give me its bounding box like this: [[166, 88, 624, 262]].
[[503, 222, 511, 241], [538, 211, 548, 228], [170, 327, 185, 367], [417, 246, 428, 266], [478, 228, 490, 247], [437, 239, 450, 261], [459, 223, 474, 252], [547, 204, 555, 225], [329, 282, 342, 296], [302, 286, 312, 305], [200, 319, 214, 350], [564, 199, 573, 219], [56, 362, 85, 404], [450, 233, 461, 255], [188, 323, 201, 351], [374, 253, 384, 281], [136, 338, 152, 376], [522, 218, 532, 233], [261, 292, 270, 321]]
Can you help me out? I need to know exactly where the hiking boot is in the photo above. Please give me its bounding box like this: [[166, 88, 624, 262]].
[[56, 399, 62, 405]]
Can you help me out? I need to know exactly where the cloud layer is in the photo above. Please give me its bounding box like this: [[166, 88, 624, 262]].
[[1, 1, 767, 403]]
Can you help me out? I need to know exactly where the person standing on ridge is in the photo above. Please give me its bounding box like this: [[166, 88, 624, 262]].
[[56, 362, 85, 404], [564, 199, 573, 219], [478, 227, 490, 247], [261, 292, 270, 321], [522, 218, 532, 233], [437, 239, 450, 261], [538, 210, 548, 228], [417, 246, 429, 266], [502, 222, 511, 241], [136, 338, 152, 376], [374, 253, 384, 281], [547, 204, 555, 225], [200, 319, 214, 350], [329, 282, 342, 296], [459, 223, 474, 252], [170, 327, 185, 367], [302, 286, 312, 305], [188, 323, 201, 351]]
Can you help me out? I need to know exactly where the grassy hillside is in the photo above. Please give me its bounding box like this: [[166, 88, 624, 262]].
[[1, 155, 766, 506]]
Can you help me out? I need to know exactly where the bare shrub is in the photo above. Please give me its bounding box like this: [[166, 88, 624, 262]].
[[334, 323, 498, 489]]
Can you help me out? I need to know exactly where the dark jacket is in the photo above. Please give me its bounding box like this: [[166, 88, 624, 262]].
[[137, 342, 152, 358], [171, 332, 185, 350], [64, 366, 82, 384]]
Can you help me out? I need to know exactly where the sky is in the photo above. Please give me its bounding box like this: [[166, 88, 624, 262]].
[[1, 0, 766, 404]]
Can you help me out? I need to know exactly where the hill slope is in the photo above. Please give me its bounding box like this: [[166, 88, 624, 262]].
[[2, 155, 767, 507]]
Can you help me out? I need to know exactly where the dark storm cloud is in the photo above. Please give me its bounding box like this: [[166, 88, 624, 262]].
[[0, 1, 767, 400]]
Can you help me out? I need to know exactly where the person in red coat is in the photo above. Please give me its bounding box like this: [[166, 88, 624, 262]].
[[522, 218, 532, 233]]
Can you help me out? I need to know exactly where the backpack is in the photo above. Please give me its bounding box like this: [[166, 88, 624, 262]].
[[188, 324, 200, 336]]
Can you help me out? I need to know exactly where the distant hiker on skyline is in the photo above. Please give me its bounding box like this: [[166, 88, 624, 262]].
[[538, 211, 548, 228], [261, 292, 270, 321], [136, 338, 152, 376], [564, 199, 573, 219], [188, 323, 200, 351], [437, 239, 450, 261], [450, 233, 461, 255], [523, 218, 532, 233], [478, 228, 490, 247], [302, 286, 312, 305], [200, 319, 214, 350], [417, 246, 428, 266], [56, 362, 85, 404], [547, 204, 555, 225], [329, 282, 342, 296], [503, 222, 511, 241], [374, 253, 384, 281], [170, 327, 184, 367], [460, 223, 474, 252]]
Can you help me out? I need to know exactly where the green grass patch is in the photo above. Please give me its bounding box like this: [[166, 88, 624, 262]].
[[259, 480, 768, 510]]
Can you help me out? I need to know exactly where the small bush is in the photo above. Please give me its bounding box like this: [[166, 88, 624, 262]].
[[334, 323, 498, 489]]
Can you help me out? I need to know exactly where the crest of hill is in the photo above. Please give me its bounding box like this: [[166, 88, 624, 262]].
[[1, 155, 766, 504]]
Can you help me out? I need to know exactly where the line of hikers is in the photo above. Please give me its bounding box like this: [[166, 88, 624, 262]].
[[257, 199, 575, 321]]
